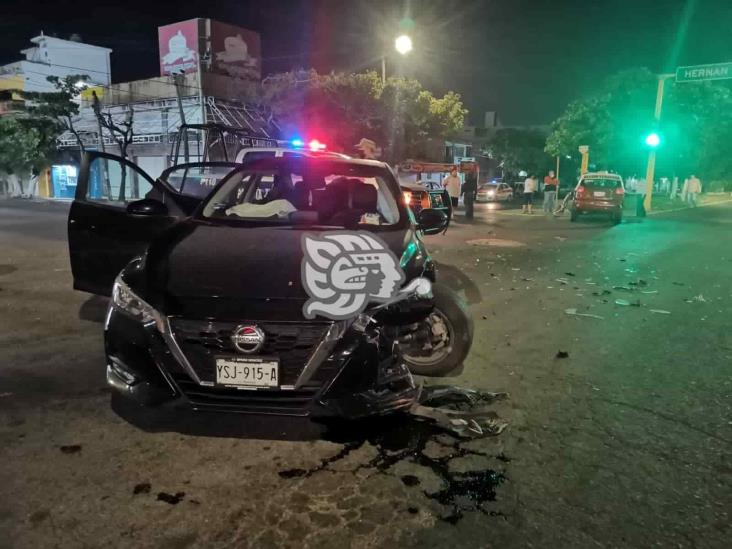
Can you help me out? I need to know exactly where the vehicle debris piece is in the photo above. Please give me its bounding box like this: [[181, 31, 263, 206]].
[[556, 351, 569, 359], [565, 308, 604, 320], [650, 309, 671, 315], [592, 290, 612, 296], [59, 445, 82, 454]]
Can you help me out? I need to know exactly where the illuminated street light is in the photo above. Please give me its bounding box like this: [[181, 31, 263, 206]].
[[645, 132, 661, 148], [395, 34, 413, 55]]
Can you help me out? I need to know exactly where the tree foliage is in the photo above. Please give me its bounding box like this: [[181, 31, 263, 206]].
[[0, 117, 59, 176], [21, 74, 89, 150], [546, 67, 732, 179], [487, 128, 551, 177], [246, 70, 467, 162]]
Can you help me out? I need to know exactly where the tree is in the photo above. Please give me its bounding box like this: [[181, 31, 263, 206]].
[[21, 74, 90, 151], [92, 91, 135, 200], [247, 70, 467, 162], [0, 117, 59, 196], [546, 67, 732, 180], [487, 128, 552, 178]]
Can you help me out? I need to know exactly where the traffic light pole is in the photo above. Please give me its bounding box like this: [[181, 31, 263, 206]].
[[643, 74, 674, 211]]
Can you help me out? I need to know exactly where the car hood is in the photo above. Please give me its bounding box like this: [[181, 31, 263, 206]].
[[147, 221, 415, 319]]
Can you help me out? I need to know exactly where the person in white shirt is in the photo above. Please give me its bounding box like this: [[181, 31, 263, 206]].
[[443, 168, 461, 208], [522, 174, 538, 214], [684, 174, 702, 206]]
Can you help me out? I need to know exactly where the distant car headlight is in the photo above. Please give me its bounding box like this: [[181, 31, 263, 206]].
[[111, 275, 161, 328]]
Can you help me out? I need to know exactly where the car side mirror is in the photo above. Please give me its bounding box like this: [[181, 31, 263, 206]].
[[126, 198, 168, 216], [417, 208, 448, 235]]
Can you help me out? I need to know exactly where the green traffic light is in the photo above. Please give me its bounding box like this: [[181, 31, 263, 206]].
[[645, 132, 661, 148]]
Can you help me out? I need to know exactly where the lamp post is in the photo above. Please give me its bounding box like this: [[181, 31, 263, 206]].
[[642, 73, 674, 212], [381, 34, 413, 85]]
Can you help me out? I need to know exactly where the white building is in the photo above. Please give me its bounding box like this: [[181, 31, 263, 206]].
[[0, 33, 112, 95]]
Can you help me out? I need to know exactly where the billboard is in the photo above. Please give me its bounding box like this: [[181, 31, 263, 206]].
[[209, 21, 261, 80], [159, 19, 199, 76]]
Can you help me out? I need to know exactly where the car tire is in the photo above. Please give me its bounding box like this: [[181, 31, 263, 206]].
[[612, 212, 622, 225], [401, 284, 473, 377], [570, 209, 578, 222]]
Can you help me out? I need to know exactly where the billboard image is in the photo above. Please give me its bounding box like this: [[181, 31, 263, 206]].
[[210, 21, 261, 80], [159, 19, 199, 75]]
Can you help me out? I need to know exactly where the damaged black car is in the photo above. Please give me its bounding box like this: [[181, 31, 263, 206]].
[[68, 152, 473, 418]]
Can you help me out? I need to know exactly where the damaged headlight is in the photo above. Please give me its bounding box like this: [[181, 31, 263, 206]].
[[111, 275, 160, 328]]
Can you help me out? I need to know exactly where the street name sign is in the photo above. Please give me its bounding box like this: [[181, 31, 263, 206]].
[[676, 62, 732, 83]]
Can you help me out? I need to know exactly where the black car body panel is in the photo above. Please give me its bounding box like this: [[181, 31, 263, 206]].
[[72, 153, 445, 418]]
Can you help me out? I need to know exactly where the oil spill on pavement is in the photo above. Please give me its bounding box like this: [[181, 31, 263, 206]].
[[157, 491, 186, 505], [0, 264, 17, 276], [278, 414, 508, 524], [133, 482, 151, 495]]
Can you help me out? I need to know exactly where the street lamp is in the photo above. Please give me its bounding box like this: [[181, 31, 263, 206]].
[[395, 34, 413, 55], [644, 132, 661, 148], [382, 34, 413, 85]]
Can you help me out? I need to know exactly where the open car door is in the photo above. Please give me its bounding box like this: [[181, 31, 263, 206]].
[[68, 151, 237, 296]]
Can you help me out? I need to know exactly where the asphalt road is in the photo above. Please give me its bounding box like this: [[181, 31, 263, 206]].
[[0, 198, 730, 548]]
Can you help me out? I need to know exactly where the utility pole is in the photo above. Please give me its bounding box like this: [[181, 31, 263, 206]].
[[173, 72, 189, 163], [579, 145, 589, 175], [381, 56, 386, 86], [643, 74, 674, 212]]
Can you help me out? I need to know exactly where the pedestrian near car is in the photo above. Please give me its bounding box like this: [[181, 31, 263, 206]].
[[463, 171, 477, 220], [443, 168, 461, 208], [522, 174, 537, 214], [543, 170, 559, 214]]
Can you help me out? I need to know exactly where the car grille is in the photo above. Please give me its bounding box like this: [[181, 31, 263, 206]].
[[166, 318, 334, 413]]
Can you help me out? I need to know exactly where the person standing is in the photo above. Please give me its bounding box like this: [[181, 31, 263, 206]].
[[443, 167, 461, 208], [686, 174, 702, 206], [522, 174, 537, 214], [670, 176, 679, 200], [463, 170, 477, 220], [543, 170, 559, 214]]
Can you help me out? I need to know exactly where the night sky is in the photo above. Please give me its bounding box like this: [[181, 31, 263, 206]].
[[2, 0, 731, 125]]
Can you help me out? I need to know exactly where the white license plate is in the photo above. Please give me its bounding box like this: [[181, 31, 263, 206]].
[[215, 356, 279, 388], [593, 191, 606, 197]]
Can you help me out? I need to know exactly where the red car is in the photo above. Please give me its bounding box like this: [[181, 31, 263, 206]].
[[571, 172, 625, 224]]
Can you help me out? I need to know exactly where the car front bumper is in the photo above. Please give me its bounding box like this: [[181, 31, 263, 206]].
[[103, 307, 419, 419]]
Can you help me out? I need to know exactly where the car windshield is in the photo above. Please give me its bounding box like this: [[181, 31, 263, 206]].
[[201, 159, 403, 228], [580, 178, 622, 189]]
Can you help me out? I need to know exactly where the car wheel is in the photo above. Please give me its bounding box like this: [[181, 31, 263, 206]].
[[570, 209, 578, 222], [612, 212, 622, 225], [401, 284, 473, 377]]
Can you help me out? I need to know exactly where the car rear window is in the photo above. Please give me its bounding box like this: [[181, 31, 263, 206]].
[[580, 178, 622, 189]]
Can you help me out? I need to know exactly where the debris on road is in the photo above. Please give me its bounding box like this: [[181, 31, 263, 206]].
[[564, 272, 576, 277], [133, 483, 151, 495], [556, 351, 569, 359], [615, 299, 641, 307], [467, 238, 525, 248], [59, 445, 82, 454], [554, 236, 567, 241], [156, 492, 185, 505], [565, 308, 604, 320], [650, 309, 672, 315]]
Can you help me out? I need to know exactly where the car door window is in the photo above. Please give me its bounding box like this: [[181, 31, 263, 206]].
[[162, 164, 239, 199], [85, 155, 154, 206]]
